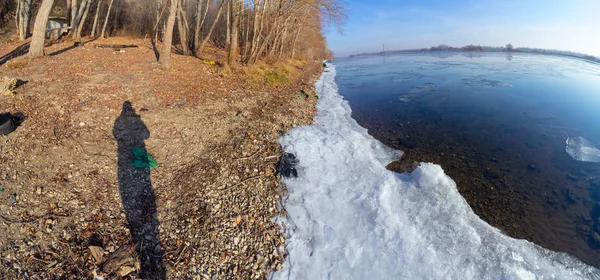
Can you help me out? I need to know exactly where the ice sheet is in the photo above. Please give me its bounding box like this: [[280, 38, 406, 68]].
[[272, 63, 599, 280]]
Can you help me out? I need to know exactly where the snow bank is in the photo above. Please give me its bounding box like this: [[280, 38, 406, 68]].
[[567, 136, 600, 163], [272, 63, 600, 280]]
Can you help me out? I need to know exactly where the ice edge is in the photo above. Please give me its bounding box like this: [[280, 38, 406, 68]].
[[273, 62, 600, 280]]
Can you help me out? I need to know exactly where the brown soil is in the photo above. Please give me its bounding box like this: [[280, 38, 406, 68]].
[[0, 37, 321, 279]]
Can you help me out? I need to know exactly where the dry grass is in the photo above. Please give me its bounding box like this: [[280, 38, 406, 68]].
[[5, 59, 29, 69], [242, 59, 307, 87]]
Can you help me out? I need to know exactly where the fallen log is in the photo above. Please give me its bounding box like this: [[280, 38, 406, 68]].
[[94, 44, 138, 49]]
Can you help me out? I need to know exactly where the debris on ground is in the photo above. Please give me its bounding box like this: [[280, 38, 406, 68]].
[[276, 153, 299, 177], [0, 113, 16, 135]]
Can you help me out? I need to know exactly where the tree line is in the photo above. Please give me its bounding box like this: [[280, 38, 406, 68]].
[[3, 0, 346, 69]]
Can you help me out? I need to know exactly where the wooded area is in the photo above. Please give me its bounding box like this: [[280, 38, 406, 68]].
[[1, 0, 346, 68]]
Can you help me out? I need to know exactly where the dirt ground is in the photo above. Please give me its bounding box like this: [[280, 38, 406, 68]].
[[0, 37, 320, 279]]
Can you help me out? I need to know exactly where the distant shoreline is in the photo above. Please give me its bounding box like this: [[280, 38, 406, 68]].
[[347, 49, 600, 64]]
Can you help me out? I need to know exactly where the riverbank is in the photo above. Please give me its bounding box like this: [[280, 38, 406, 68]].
[[0, 37, 320, 279]]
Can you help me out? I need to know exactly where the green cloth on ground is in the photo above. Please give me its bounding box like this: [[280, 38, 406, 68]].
[[130, 147, 159, 169]]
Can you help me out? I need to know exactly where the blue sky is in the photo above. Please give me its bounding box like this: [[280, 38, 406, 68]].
[[325, 0, 600, 57]]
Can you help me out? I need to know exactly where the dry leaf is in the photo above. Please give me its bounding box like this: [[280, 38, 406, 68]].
[[88, 246, 105, 263]]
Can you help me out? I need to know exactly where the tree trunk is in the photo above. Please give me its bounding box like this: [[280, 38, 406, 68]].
[[242, 0, 252, 63], [66, 0, 72, 22], [90, 0, 102, 37], [155, 0, 161, 42], [110, 0, 120, 34], [290, 25, 302, 59], [100, 0, 113, 38], [193, 0, 208, 54], [196, 0, 224, 56], [248, 0, 267, 64], [226, 0, 239, 66], [15, 0, 20, 35], [16, 0, 32, 41], [70, 0, 78, 29], [28, 0, 55, 58], [159, 0, 178, 69], [16, 0, 24, 40], [76, 0, 91, 38], [71, 0, 88, 37], [225, 0, 230, 49], [176, 0, 190, 55]]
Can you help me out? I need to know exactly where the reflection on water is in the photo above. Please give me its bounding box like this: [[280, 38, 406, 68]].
[[334, 52, 600, 268]]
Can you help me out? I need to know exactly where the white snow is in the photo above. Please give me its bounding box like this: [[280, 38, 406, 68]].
[[272, 63, 600, 280], [567, 136, 600, 163]]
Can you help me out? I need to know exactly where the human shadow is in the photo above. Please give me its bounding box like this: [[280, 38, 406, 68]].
[[113, 101, 165, 279]]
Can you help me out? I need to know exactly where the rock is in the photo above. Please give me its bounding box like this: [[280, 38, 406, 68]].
[[567, 174, 579, 181], [593, 232, 600, 246], [398, 138, 417, 149], [0, 76, 17, 96], [8, 193, 17, 204], [580, 213, 592, 222], [484, 168, 501, 179]]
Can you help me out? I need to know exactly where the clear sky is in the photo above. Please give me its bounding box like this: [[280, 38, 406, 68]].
[[325, 0, 600, 57]]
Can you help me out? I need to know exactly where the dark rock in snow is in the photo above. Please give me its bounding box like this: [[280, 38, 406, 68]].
[[276, 153, 298, 178]]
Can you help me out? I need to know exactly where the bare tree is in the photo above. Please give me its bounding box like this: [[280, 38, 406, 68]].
[[193, 0, 209, 54], [100, 0, 113, 38], [196, 0, 225, 55], [18, 0, 345, 63], [28, 0, 54, 58], [76, 0, 92, 38], [226, 0, 240, 68], [70, 0, 77, 28], [176, 0, 190, 55], [90, 0, 102, 37], [15, 0, 32, 41], [159, 0, 178, 69]]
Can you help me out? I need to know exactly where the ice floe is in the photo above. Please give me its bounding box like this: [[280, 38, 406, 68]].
[[462, 76, 511, 88], [567, 136, 600, 163]]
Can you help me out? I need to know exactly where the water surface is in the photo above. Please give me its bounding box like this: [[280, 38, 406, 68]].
[[333, 52, 600, 267]]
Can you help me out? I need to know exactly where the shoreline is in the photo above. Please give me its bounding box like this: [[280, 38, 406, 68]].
[[272, 62, 599, 279], [0, 37, 322, 278], [348, 50, 600, 64]]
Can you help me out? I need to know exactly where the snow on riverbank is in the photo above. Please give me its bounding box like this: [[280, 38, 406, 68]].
[[272, 63, 599, 279]]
